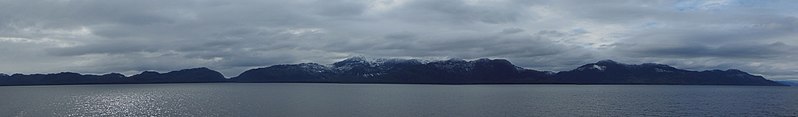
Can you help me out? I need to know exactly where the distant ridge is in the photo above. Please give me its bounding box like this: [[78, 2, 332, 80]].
[[776, 81, 798, 86], [0, 58, 786, 86], [0, 67, 228, 86]]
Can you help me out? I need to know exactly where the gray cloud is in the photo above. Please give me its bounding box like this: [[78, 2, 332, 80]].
[[1, 0, 798, 81], [616, 42, 796, 58]]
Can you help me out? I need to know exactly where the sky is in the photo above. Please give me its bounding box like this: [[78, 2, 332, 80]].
[[0, 0, 797, 80]]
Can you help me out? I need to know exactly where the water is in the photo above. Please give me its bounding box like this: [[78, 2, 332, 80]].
[[1, 83, 796, 117]]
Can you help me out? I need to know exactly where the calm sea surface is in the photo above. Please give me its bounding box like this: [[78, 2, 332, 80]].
[[1, 83, 796, 117]]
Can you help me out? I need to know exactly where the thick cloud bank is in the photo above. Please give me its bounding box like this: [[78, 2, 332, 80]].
[[1, 0, 796, 80]]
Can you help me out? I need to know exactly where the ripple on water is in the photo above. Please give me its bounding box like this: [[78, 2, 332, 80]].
[[0, 84, 796, 117]]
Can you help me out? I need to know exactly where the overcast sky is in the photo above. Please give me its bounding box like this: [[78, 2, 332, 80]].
[[1, 0, 797, 80]]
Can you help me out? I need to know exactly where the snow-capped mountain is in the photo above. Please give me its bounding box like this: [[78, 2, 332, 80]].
[[235, 57, 552, 83], [555, 60, 780, 85], [233, 58, 784, 86]]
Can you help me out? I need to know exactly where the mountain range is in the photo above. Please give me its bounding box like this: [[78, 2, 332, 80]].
[[0, 57, 787, 86]]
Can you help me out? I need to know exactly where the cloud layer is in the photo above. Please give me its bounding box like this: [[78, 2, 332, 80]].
[[1, 0, 797, 80]]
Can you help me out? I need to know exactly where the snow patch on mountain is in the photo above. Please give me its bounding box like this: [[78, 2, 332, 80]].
[[593, 65, 606, 71], [577, 64, 606, 71], [655, 68, 672, 72], [296, 63, 332, 73]]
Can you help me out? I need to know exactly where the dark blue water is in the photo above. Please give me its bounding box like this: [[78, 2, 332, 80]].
[[1, 83, 796, 116]]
